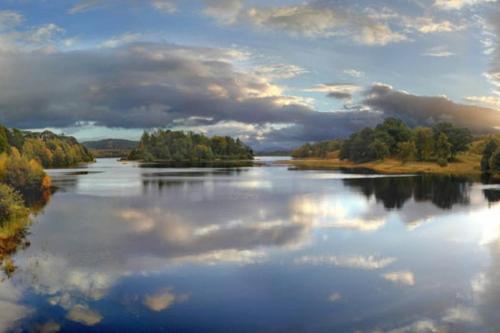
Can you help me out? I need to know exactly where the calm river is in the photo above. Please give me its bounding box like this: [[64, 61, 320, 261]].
[[2, 157, 500, 332]]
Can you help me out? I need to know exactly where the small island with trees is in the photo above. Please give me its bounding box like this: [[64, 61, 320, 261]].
[[290, 118, 500, 178], [127, 129, 254, 166]]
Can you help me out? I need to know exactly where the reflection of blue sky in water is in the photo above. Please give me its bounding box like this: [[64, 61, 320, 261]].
[[1, 158, 500, 332]]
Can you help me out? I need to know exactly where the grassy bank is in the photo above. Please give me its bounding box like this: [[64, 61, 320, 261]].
[[282, 154, 482, 175]]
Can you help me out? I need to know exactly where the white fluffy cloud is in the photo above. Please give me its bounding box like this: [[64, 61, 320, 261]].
[[423, 45, 455, 57], [305, 83, 361, 99], [382, 270, 415, 286], [151, 0, 178, 13], [70, 0, 179, 14], [143, 289, 189, 311], [295, 255, 396, 270], [66, 305, 103, 326], [201, 1, 466, 46], [434, 0, 496, 10], [0, 10, 23, 31]]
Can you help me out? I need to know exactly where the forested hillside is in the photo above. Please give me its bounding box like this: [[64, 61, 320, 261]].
[[22, 130, 94, 167], [0, 125, 94, 274], [128, 130, 254, 162]]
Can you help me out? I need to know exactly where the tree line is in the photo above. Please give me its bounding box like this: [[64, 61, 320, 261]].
[[339, 118, 473, 165], [293, 118, 474, 166], [0, 125, 92, 206], [128, 130, 254, 162]]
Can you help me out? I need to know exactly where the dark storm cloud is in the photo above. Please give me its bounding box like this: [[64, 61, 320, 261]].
[[0, 42, 380, 146], [362, 83, 500, 133]]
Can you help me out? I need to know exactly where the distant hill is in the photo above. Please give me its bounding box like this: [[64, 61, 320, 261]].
[[83, 139, 138, 150]]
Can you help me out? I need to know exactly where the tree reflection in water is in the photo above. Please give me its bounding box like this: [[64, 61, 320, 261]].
[[480, 174, 500, 205], [0, 189, 51, 279], [343, 175, 472, 210]]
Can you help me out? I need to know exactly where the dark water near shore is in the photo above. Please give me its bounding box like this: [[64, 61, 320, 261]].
[[1, 157, 500, 332]]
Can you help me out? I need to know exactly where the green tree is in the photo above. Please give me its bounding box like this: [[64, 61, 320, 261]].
[[435, 133, 452, 166], [348, 128, 377, 163], [0, 184, 28, 223], [481, 139, 498, 173], [128, 130, 253, 162], [375, 118, 413, 154], [0, 148, 50, 200], [414, 127, 434, 161], [368, 139, 390, 160], [432, 123, 472, 159], [489, 147, 500, 174], [397, 141, 417, 164], [0, 126, 9, 155], [193, 144, 214, 161], [6, 129, 25, 150]]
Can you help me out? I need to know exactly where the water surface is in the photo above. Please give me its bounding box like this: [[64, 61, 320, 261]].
[[2, 158, 500, 332]]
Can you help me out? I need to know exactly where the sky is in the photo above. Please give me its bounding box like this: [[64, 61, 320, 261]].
[[0, 0, 500, 150]]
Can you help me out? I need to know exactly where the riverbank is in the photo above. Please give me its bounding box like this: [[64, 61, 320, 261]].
[[280, 154, 483, 175], [126, 159, 260, 168]]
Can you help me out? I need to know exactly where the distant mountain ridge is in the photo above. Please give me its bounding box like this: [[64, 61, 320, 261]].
[[83, 139, 138, 150]]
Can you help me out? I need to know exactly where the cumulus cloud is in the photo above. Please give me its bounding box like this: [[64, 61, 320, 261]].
[[0, 10, 23, 31], [472, 228, 500, 330], [442, 306, 480, 324], [69, 0, 106, 14], [344, 69, 364, 78], [201, 0, 408, 45], [66, 305, 103, 326], [143, 288, 189, 311], [434, 0, 497, 10], [151, 0, 178, 13], [295, 255, 396, 270], [253, 63, 308, 80], [0, 12, 64, 52], [423, 45, 455, 57], [465, 95, 500, 108], [386, 319, 438, 332], [35, 321, 62, 333], [404, 17, 466, 34], [100, 33, 142, 48], [327, 292, 342, 302], [382, 270, 415, 286], [26, 23, 64, 44], [0, 40, 382, 148], [70, 0, 179, 14], [245, 3, 407, 45], [203, 0, 244, 24], [386, 305, 482, 332], [486, 5, 500, 95], [363, 83, 500, 133], [0, 281, 31, 332], [201, 1, 466, 46], [306, 83, 361, 100]]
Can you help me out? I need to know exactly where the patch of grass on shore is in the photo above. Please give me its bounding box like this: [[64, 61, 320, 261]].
[[281, 153, 482, 175]]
